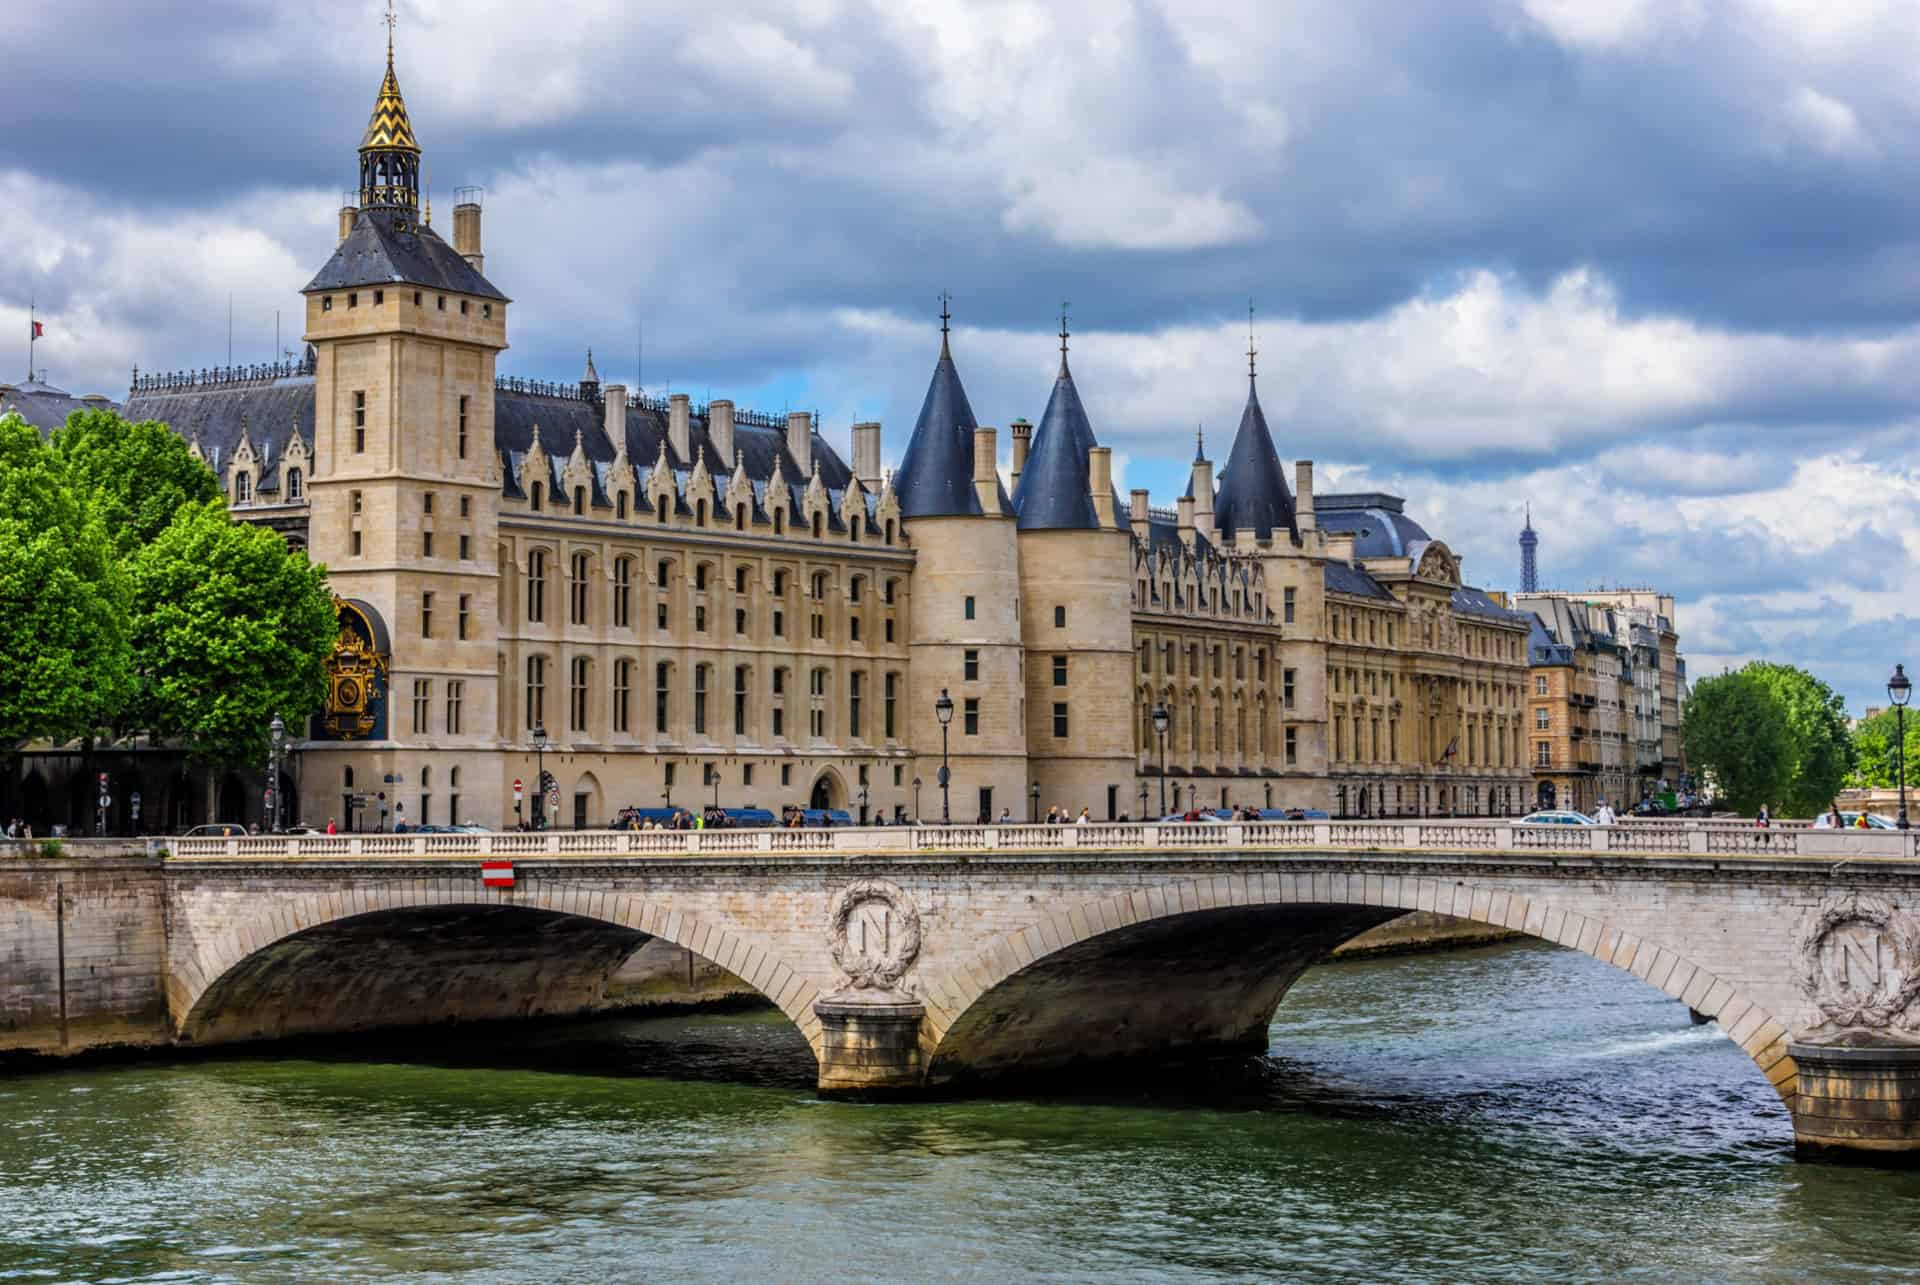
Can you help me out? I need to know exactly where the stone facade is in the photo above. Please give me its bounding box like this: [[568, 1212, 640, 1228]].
[[88, 34, 1535, 835]]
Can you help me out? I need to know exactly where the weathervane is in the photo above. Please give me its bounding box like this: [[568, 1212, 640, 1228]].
[[938, 290, 952, 357], [1058, 300, 1071, 374], [1247, 299, 1257, 380], [385, 0, 398, 64]]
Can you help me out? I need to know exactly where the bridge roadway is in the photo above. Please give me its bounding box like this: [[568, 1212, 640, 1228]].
[[15, 820, 1920, 1164]]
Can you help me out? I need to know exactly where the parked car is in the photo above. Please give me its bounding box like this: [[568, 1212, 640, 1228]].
[[1515, 810, 1597, 826], [179, 822, 247, 838], [1812, 811, 1899, 830], [1159, 812, 1228, 824]]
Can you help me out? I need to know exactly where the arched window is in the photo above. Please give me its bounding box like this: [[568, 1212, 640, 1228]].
[[733, 665, 751, 736], [531, 482, 543, 512], [569, 552, 590, 625], [612, 659, 631, 733], [696, 500, 707, 527], [884, 519, 895, 545], [616, 492, 627, 520], [570, 655, 589, 731], [286, 468, 303, 500], [527, 551, 547, 623], [525, 655, 546, 728], [573, 486, 585, 515], [613, 558, 632, 629], [773, 509, 784, 535], [734, 505, 746, 531], [811, 511, 823, 538], [657, 494, 669, 523]]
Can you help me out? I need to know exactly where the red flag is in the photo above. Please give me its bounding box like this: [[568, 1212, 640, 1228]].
[[30, 321, 42, 339]]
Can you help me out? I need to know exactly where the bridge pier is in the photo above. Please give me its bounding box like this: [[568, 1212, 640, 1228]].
[[1788, 1043, 1920, 1167], [814, 995, 928, 1099]]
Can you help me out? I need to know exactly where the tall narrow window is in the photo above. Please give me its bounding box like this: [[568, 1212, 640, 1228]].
[[964, 596, 975, 621], [964, 650, 979, 682], [612, 660, 631, 733], [570, 656, 589, 732], [1283, 587, 1296, 624], [287, 469, 302, 500], [457, 394, 469, 458], [458, 593, 470, 640], [570, 552, 590, 625], [772, 668, 787, 738], [527, 551, 546, 623], [525, 656, 546, 729], [420, 591, 434, 638], [1284, 669, 1296, 709], [655, 662, 671, 734], [445, 680, 464, 735], [694, 665, 709, 735], [1053, 605, 1066, 628], [884, 672, 898, 739], [1052, 655, 1067, 686], [1053, 702, 1069, 738], [849, 671, 863, 739], [412, 679, 431, 735], [613, 559, 631, 628], [234, 472, 250, 503], [809, 668, 827, 739], [353, 390, 366, 453], [734, 665, 749, 736], [963, 697, 980, 736]]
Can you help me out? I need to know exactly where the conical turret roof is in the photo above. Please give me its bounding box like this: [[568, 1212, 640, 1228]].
[[1012, 367, 1102, 531], [360, 59, 421, 154], [1213, 377, 1298, 544], [892, 333, 1007, 518]]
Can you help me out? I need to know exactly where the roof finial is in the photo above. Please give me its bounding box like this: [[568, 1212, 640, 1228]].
[[1247, 298, 1257, 382], [385, 0, 397, 68], [1058, 300, 1071, 376], [938, 289, 953, 359]]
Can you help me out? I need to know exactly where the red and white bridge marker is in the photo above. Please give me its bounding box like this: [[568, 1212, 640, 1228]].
[[480, 861, 515, 888]]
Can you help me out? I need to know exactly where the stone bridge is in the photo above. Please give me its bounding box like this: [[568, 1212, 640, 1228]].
[[8, 820, 1920, 1164]]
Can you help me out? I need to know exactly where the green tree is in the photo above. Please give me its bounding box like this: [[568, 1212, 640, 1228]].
[[51, 408, 220, 560], [127, 500, 335, 765], [1681, 670, 1790, 815], [1743, 662, 1854, 817], [1848, 708, 1920, 791], [0, 414, 131, 744]]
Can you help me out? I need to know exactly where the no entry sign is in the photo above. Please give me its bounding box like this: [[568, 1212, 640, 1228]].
[[481, 861, 515, 888]]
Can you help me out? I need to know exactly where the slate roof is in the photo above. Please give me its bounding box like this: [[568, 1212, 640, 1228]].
[[1324, 560, 1395, 601], [124, 378, 313, 477], [890, 336, 1008, 518], [1528, 612, 1574, 666], [1452, 585, 1532, 625], [1012, 365, 1102, 531], [0, 379, 118, 436], [1213, 378, 1298, 544], [1315, 493, 1434, 561], [304, 207, 506, 301]]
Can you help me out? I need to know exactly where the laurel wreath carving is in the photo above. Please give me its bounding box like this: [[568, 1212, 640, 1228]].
[[1793, 896, 1920, 1031], [827, 878, 921, 993]]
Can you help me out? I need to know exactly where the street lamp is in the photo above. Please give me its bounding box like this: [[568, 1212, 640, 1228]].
[[858, 784, 870, 825], [710, 763, 721, 811], [912, 776, 922, 825], [1137, 781, 1148, 821], [268, 713, 287, 833], [532, 721, 548, 830], [934, 688, 954, 825], [1029, 781, 1040, 823], [1151, 703, 1170, 816], [1890, 663, 1911, 830]]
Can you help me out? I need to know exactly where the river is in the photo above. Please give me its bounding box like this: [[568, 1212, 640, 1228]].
[[3, 939, 1917, 1283]]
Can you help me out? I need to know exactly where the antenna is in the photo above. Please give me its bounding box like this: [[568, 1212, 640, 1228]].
[[228, 292, 234, 366]]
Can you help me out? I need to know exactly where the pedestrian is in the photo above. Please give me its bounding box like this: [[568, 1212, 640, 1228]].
[[997, 806, 1012, 824], [1594, 798, 1615, 826], [326, 817, 337, 835], [1075, 807, 1090, 825], [1826, 804, 1843, 829], [1855, 812, 1871, 829]]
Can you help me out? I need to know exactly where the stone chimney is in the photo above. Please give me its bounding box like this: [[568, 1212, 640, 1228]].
[[786, 412, 814, 479], [1192, 457, 1215, 543], [338, 204, 358, 242], [669, 394, 691, 464], [973, 427, 1000, 514], [1176, 495, 1196, 545], [603, 383, 627, 452], [1089, 447, 1117, 528], [1296, 459, 1316, 533], [453, 200, 483, 273], [1130, 487, 1151, 544], [1010, 418, 1032, 488], [852, 421, 881, 491], [709, 400, 735, 473]]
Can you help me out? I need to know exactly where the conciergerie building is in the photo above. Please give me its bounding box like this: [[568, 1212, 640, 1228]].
[[117, 37, 1534, 831]]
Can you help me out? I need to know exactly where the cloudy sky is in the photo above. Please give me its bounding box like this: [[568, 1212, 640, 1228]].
[[4, 0, 1917, 711]]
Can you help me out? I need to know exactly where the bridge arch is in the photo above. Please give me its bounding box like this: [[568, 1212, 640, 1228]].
[[917, 871, 1798, 1106], [174, 883, 825, 1060]]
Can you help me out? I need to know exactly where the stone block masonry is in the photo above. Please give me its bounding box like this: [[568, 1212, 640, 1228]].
[[0, 859, 169, 1056]]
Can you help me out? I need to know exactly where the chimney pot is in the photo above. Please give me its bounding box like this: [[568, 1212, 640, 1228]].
[[709, 400, 735, 475], [786, 412, 813, 478], [669, 394, 691, 464]]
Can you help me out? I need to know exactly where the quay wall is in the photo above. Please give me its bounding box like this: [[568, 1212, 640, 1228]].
[[0, 859, 170, 1056]]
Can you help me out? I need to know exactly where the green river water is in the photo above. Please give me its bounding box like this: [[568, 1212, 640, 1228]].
[[2, 939, 1917, 1283]]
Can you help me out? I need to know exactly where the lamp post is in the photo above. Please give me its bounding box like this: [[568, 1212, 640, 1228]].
[[912, 776, 922, 825], [858, 784, 870, 825], [1890, 663, 1911, 830], [934, 689, 954, 825], [268, 713, 287, 833], [710, 764, 721, 811], [1151, 703, 1170, 816], [532, 721, 548, 830], [1137, 782, 1149, 822], [1029, 781, 1040, 824]]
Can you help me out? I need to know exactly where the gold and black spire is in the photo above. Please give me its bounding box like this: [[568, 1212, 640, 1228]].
[[358, 2, 422, 212]]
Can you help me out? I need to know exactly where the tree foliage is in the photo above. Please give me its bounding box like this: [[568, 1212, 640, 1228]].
[[0, 414, 131, 745], [1849, 708, 1920, 790], [1681, 670, 1790, 815], [1743, 662, 1854, 816], [126, 500, 335, 765], [51, 408, 220, 559]]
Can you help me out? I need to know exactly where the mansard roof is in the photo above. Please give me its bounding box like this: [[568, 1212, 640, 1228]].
[[1012, 367, 1101, 531], [0, 379, 119, 436], [1324, 560, 1394, 601], [1315, 494, 1434, 561], [304, 206, 506, 301], [1212, 378, 1298, 544], [891, 337, 1009, 518]]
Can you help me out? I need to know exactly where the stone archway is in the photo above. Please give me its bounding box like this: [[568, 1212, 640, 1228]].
[[916, 873, 1798, 1108], [809, 770, 844, 811], [174, 885, 826, 1062]]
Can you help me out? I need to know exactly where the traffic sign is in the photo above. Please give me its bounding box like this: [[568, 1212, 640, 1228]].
[[513, 778, 524, 801], [98, 794, 111, 809]]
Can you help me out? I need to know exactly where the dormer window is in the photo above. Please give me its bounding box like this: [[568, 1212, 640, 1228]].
[[234, 473, 250, 503]]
